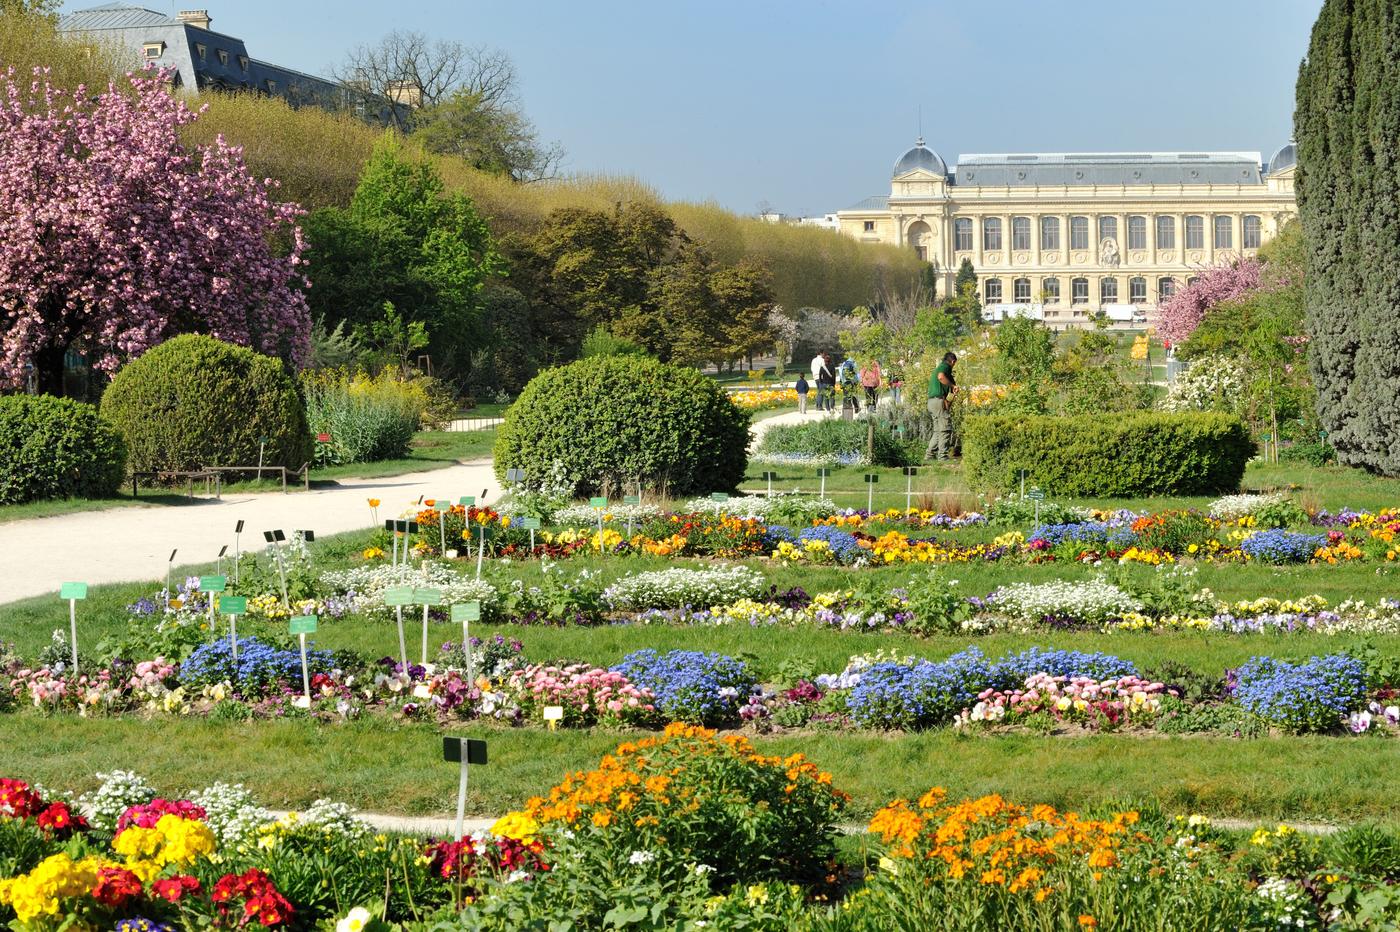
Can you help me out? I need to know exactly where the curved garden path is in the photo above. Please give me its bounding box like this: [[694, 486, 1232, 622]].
[[0, 459, 501, 605]]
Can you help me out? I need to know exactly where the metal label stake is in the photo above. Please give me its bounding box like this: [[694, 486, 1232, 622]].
[[289, 615, 317, 706], [443, 737, 488, 842], [384, 586, 414, 670], [416, 587, 442, 665], [220, 596, 247, 664], [452, 601, 480, 683], [59, 583, 87, 672]]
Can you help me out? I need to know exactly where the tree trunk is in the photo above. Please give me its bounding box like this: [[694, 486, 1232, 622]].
[[34, 341, 68, 397]]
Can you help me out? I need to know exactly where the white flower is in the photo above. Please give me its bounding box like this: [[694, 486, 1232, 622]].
[[336, 906, 372, 932], [628, 850, 656, 865]]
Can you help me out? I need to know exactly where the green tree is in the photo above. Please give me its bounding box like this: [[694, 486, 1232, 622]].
[[580, 324, 648, 359], [413, 88, 562, 182], [354, 301, 429, 377], [1296, 0, 1400, 474], [992, 317, 1055, 387], [640, 241, 721, 365], [303, 135, 502, 385], [711, 258, 777, 367]]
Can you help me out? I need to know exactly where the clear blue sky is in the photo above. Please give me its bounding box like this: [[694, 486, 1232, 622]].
[[65, 0, 1322, 216]]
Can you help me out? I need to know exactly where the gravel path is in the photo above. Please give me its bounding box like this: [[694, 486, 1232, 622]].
[[0, 459, 501, 605]]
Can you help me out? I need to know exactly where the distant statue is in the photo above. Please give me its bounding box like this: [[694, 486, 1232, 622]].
[[1100, 238, 1120, 266]]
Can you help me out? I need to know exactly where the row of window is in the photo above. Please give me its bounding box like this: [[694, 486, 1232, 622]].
[[953, 214, 1262, 252], [984, 275, 1195, 305], [144, 41, 251, 73]]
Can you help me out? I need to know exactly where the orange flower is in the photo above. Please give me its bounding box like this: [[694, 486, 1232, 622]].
[[1079, 916, 1097, 928]]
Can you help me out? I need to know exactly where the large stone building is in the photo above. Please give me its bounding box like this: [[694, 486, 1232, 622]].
[[61, 4, 402, 123], [838, 139, 1297, 327]]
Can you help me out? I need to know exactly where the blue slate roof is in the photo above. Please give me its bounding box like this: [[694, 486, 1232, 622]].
[[61, 3, 178, 30], [951, 152, 1265, 187]]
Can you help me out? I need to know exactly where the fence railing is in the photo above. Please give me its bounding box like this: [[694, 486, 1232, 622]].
[[445, 416, 505, 432]]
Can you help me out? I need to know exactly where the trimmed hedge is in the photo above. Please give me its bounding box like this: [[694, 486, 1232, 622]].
[[756, 418, 909, 467], [494, 356, 749, 496], [963, 412, 1253, 497], [0, 395, 126, 503], [100, 335, 312, 473]]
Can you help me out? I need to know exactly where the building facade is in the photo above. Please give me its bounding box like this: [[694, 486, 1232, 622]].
[[61, 4, 402, 123], [837, 140, 1297, 327]]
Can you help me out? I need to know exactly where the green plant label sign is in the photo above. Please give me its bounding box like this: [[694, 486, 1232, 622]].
[[864, 474, 879, 484], [443, 736, 487, 765], [383, 586, 415, 607], [506, 468, 526, 482], [710, 492, 729, 502], [903, 466, 920, 476], [59, 582, 88, 601], [459, 496, 476, 507], [520, 517, 542, 530], [288, 615, 318, 635], [1026, 488, 1046, 501], [623, 495, 641, 505], [219, 596, 247, 615], [434, 500, 451, 512], [589, 496, 607, 508], [817, 468, 832, 477], [761, 471, 778, 481], [199, 575, 227, 593], [415, 587, 443, 606], [451, 601, 481, 622]]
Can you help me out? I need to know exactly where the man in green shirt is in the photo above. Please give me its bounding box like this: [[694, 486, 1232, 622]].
[[925, 351, 958, 460]]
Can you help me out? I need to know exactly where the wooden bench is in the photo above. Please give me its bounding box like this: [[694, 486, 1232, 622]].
[[201, 462, 310, 492]]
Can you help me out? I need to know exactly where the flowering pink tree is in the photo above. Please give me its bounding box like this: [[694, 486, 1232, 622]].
[[0, 67, 309, 393], [1157, 258, 1265, 346]]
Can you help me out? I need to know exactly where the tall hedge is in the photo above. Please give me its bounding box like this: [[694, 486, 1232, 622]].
[[1296, 0, 1400, 475], [494, 356, 750, 496], [100, 335, 312, 473], [0, 395, 126, 503], [963, 413, 1253, 497]]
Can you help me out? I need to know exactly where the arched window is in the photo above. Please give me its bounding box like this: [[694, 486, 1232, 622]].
[[1127, 216, 1147, 250], [1014, 278, 1032, 303], [954, 217, 973, 251], [1156, 216, 1175, 249], [1071, 277, 1089, 304], [1242, 215, 1262, 249], [1214, 215, 1233, 249], [1129, 276, 1147, 303], [1185, 216, 1204, 249], [907, 220, 932, 261], [1100, 277, 1119, 303], [1070, 216, 1089, 250], [1158, 277, 1176, 301], [1012, 217, 1031, 251], [983, 218, 1002, 251], [984, 278, 1003, 303], [1040, 217, 1060, 250], [1098, 216, 1118, 244], [1043, 278, 1061, 303]]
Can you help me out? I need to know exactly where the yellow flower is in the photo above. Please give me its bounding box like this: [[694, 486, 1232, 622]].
[[490, 811, 540, 842], [745, 884, 770, 906]]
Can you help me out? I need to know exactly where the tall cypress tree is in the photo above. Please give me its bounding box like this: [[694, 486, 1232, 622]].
[[1297, 0, 1400, 474]]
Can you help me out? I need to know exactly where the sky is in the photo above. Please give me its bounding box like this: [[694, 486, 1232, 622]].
[[63, 0, 1323, 216]]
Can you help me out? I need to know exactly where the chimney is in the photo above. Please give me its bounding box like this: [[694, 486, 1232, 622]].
[[177, 10, 212, 29]]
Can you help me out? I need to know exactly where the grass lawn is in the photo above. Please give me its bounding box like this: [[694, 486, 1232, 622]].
[[0, 430, 495, 523], [2, 715, 1394, 824]]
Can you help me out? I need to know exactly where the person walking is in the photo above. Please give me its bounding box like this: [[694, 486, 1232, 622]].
[[795, 374, 810, 414], [860, 359, 882, 410], [925, 351, 958, 461], [811, 352, 832, 412], [818, 352, 836, 412], [838, 356, 860, 413], [888, 364, 904, 407]]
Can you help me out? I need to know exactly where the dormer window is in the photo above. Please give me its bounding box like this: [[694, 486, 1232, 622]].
[[143, 42, 164, 59], [265, 79, 277, 93], [195, 43, 207, 60], [217, 49, 228, 66], [237, 55, 248, 71]]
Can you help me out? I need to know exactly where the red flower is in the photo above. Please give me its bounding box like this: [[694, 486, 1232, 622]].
[[92, 867, 144, 907], [212, 869, 294, 928], [0, 778, 43, 819], [151, 874, 202, 902], [118, 798, 207, 831]]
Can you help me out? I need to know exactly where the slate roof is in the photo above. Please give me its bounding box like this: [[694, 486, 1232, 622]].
[[845, 196, 890, 211], [61, 3, 178, 30], [950, 152, 1265, 186]]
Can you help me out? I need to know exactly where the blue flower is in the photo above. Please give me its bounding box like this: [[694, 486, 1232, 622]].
[[1233, 654, 1367, 732], [1240, 529, 1326, 564], [611, 649, 757, 725], [1030, 522, 1136, 548], [846, 648, 993, 729], [179, 636, 334, 697], [988, 647, 1137, 689], [796, 526, 863, 563]]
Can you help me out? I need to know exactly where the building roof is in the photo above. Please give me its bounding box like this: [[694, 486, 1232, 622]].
[[61, 3, 179, 30], [1267, 142, 1296, 175], [893, 138, 948, 177], [951, 152, 1265, 186], [844, 196, 890, 211]]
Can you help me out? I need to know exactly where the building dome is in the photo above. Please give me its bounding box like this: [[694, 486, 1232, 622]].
[[893, 137, 947, 177], [1267, 141, 1296, 175]]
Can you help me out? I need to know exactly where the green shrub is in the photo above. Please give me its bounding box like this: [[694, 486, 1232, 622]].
[[494, 356, 749, 496], [963, 412, 1253, 496], [301, 369, 426, 465], [755, 417, 908, 467], [100, 335, 312, 473], [0, 395, 126, 503]]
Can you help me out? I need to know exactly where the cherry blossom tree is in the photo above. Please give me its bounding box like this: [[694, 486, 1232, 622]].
[[1157, 258, 1264, 346], [0, 67, 310, 393]]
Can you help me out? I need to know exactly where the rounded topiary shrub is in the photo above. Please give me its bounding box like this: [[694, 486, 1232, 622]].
[[100, 334, 312, 473], [0, 395, 127, 503], [495, 356, 750, 496]]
